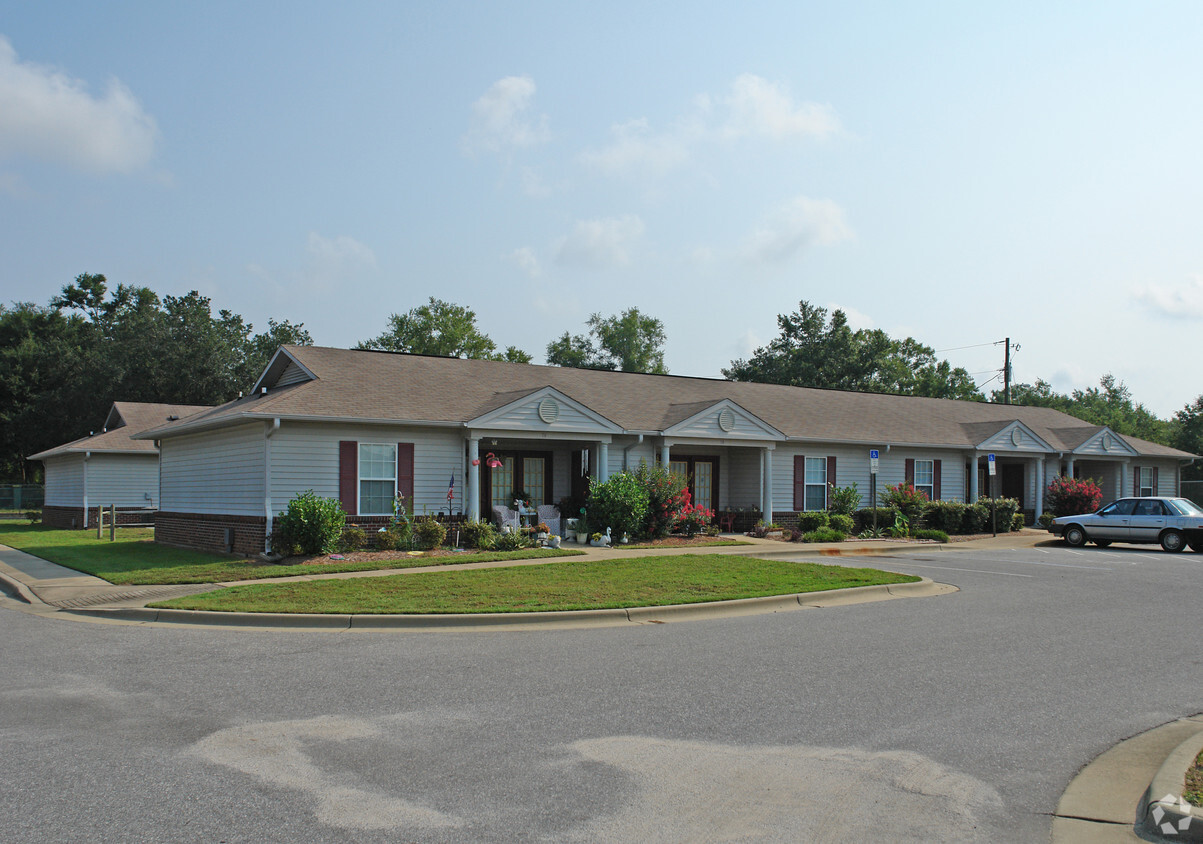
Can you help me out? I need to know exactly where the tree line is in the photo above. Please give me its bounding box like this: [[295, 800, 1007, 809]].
[[3, 278, 1199, 482]]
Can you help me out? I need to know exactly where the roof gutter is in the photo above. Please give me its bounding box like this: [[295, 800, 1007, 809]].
[[622, 434, 644, 470]]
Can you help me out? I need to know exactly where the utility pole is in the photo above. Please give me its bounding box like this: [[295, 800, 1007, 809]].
[[1004, 337, 1011, 405]]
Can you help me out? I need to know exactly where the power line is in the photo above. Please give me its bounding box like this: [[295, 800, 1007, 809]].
[[933, 341, 1002, 354]]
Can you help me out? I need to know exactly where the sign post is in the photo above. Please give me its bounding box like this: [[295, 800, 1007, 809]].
[[987, 453, 997, 536], [869, 449, 880, 532]]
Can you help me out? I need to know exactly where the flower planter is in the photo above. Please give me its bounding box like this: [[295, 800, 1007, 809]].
[[577, 532, 589, 544]]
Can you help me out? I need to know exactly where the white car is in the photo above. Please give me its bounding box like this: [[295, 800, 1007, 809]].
[[1048, 497, 1203, 552]]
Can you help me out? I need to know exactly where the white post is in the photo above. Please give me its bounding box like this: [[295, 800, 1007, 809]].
[[1034, 458, 1044, 518], [969, 452, 979, 502], [468, 438, 481, 521], [597, 442, 609, 482], [763, 448, 774, 524], [1066, 457, 1075, 479], [661, 443, 671, 468]]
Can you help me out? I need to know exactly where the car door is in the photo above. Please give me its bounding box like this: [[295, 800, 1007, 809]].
[[1089, 499, 1136, 541], [1127, 498, 1167, 542]]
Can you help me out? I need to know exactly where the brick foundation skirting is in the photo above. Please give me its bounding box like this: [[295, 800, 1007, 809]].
[[155, 512, 267, 556], [43, 505, 158, 530]]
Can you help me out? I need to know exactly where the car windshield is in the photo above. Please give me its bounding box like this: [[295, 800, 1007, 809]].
[[1167, 498, 1203, 516]]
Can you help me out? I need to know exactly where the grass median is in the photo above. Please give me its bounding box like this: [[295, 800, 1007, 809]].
[[150, 555, 921, 614], [0, 523, 581, 585]]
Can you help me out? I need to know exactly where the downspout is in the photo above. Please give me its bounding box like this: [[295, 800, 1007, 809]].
[[622, 434, 645, 471], [264, 418, 280, 552], [82, 451, 91, 529]]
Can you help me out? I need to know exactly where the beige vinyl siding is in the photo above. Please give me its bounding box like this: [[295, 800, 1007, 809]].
[[477, 395, 614, 435], [160, 423, 265, 516], [43, 455, 85, 506], [269, 423, 464, 514], [88, 454, 159, 507]]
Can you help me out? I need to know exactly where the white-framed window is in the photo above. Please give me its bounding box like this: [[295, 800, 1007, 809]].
[[523, 457, 546, 505], [804, 457, 827, 511], [1138, 466, 1154, 497], [914, 459, 935, 500], [359, 443, 396, 515], [490, 456, 515, 508]]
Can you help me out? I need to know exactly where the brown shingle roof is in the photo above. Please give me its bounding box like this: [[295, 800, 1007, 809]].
[[29, 402, 213, 460], [138, 346, 1197, 459]]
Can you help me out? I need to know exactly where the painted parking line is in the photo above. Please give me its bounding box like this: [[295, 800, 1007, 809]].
[[898, 563, 1034, 578], [902, 554, 1113, 572]]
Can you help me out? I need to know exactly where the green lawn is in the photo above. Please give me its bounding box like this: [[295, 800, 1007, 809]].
[[151, 554, 920, 614], [0, 523, 581, 585]]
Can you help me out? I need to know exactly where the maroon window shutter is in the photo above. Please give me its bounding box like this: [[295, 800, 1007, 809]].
[[338, 441, 357, 516], [1152, 466, 1159, 495], [397, 442, 415, 503], [905, 458, 915, 486], [933, 459, 942, 500], [826, 456, 837, 491], [1134, 467, 1140, 496], [793, 455, 806, 511]]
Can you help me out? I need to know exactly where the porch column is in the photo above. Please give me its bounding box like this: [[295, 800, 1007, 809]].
[[1118, 461, 1128, 498], [1034, 458, 1044, 517], [661, 443, 671, 468], [597, 441, 609, 482], [1065, 457, 1075, 479], [467, 438, 480, 522], [968, 452, 979, 502], [763, 448, 774, 523]]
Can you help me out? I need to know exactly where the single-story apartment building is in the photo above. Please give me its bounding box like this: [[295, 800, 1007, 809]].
[[30, 401, 212, 529], [136, 345, 1198, 555]]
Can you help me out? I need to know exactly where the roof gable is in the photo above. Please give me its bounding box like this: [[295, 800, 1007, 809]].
[[662, 399, 784, 441], [468, 386, 622, 435], [1074, 427, 1139, 457], [974, 420, 1055, 453]]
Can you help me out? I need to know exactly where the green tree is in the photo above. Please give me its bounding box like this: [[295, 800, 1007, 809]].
[[1170, 395, 1203, 480], [357, 297, 529, 362], [996, 375, 1169, 445], [724, 301, 981, 400], [546, 308, 667, 373]]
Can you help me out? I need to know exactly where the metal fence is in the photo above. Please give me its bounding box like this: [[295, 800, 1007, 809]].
[[1182, 480, 1203, 507], [0, 484, 43, 511]]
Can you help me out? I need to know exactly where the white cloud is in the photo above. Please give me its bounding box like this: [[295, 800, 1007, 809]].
[[555, 215, 645, 268], [462, 75, 550, 154], [831, 303, 875, 330], [509, 246, 541, 278], [1133, 274, 1203, 318], [579, 118, 690, 175], [0, 36, 158, 174], [720, 74, 840, 140], [306, 232, 377, 269], [578, 75, 838, 178], [743, 196, 852, 264]]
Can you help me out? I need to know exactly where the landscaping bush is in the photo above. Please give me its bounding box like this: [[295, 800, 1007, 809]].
[[633, 462, 688, 538], [802, 526, 847, 543], [796, 511, 830, 532], [275, 490, 346, 555], [25, 510, 41, 525], [973, 497, 1019, 532], [1045, 475, 1103, 517], [494, 530, 530, 551], [853, 507, 898, 534], [788, 528, 805, 542], [374, 527, 398, 551], [923, 500, 965, 534], [586, 471, 650, 540], [884, 482, 929, 524], [461, 520, 498, 550], [1011, 512, 1025, 531], [412, 517, 447, 550], [1038, 512, 1054, 529], [674, 497, 714, 536], [269, 528, 299, 557], [340, 526, 367, 552], [828, 513, 854, 535], [827, 483, 861, 515], [913, 528, 949, 542]]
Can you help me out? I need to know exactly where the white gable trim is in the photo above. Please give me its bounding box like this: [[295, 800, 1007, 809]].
[[252, 347, 316, 394], [662, 399, 785, 441], [1073, 427, 1139, 457], [467, 386, 623, 435], [974, 420, 1055, 453]]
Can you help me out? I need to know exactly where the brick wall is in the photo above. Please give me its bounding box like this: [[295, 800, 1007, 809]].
[[155, 512, 267, 556], [43, 505, 157, 530]]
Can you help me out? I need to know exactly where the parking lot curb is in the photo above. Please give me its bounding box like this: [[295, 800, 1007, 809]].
[[1138, 730, 1203, 840]]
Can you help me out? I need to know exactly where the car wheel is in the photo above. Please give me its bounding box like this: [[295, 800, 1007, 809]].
[[1093, 540, 1111, 548], [1064, 525, 1087, 547], [1160, 529, 1186, 553]]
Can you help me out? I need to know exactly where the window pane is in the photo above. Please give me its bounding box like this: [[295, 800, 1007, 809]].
[[359, 444, 396, 480], [491, 457, 514, 508], [804, 485, 826, 512], [693, 461, 713, 510], [523, 457, 545, 505], [914, 460, 933, 486], [805, 457, 827, 483], [669, 461, 689, 481], [360, 480, 394, 515]]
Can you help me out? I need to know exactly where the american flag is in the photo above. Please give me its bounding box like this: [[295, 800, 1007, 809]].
[[447, 473, 455, 502]]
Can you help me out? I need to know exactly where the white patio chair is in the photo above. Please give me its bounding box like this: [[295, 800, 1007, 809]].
[[536, 504, 562, 537], [492, 505, 519, 532]]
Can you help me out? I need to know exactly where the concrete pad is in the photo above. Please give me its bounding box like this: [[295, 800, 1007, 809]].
[[1050, 816, 1142, 843]]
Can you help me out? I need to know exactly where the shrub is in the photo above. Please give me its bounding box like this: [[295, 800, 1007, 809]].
[[494, 530, 529, 551], [828, 513, 855, 534], [674, 498, 714, 536], [854, 507, 898, 534], [25, 510, 41, 524], [586, 471, 650, 540], [461, 520, 497, 550], [413, 517, 447, 550], [913, 528, 949, 542], [975, 497, 1019, 532], [269, 528, 299, 557], [1045, 475, 1103, 517], [827, 483, 862, 515], [1038, 512, 1054, 529], [796, 511, 830, 532], [275, 490, 346, 555], [802, 526, 847, 543], [788, 528, 805, 542], [858, 525, 885, 539], [340, 526, 367, 552], [884, 482, 928, 524], [962, 503, 988, 534], [633, 463, 689, 538], [886, 511, 910, 538], [374, 527, 398, 551], [1011, 512, 1025, 531], [923, 500, 965, 534]]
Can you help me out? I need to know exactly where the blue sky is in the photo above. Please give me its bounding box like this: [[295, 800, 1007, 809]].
[[2, 1, 1201, 417]]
